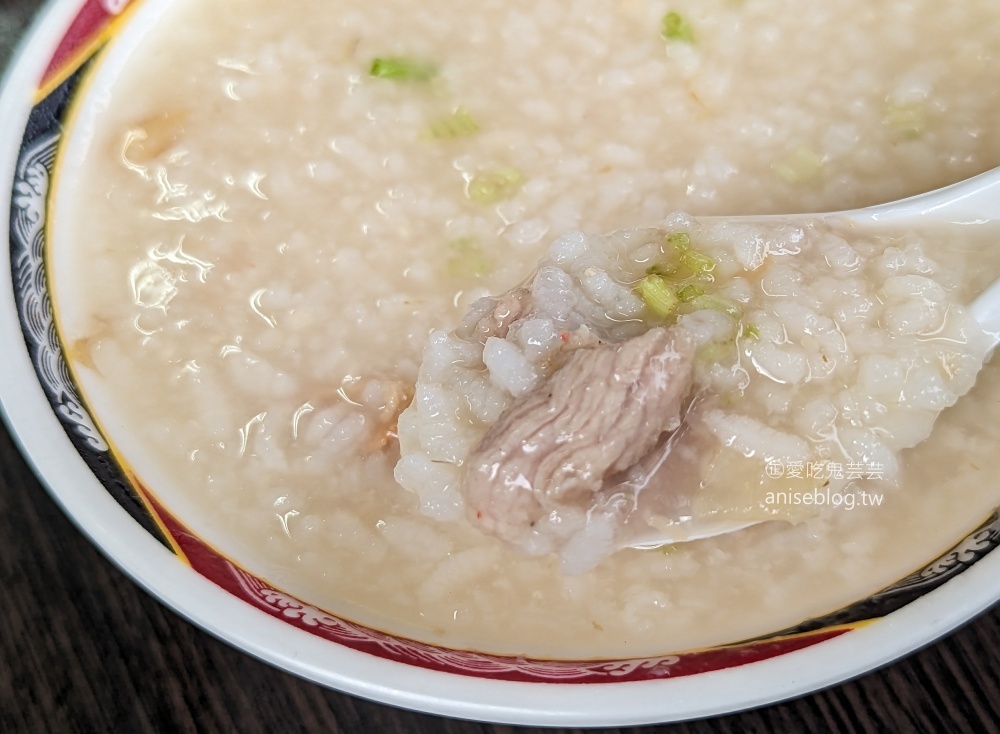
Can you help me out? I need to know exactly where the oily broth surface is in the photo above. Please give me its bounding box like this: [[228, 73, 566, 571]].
[[55, 0, 1000, 657]]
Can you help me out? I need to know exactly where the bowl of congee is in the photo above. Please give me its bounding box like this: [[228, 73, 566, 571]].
[[4, 0, 1000, 724]]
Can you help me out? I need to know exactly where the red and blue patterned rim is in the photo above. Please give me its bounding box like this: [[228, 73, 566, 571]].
[[8, 0, 1000, 684]]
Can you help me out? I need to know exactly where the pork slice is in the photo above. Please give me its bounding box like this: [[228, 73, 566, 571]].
[[463, 326, 696, 543]]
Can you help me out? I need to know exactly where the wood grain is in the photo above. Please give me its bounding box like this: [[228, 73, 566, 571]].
[[2, 2, 1000, 732]]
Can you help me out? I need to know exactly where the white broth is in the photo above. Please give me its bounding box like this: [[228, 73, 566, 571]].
[[54, 0, 1000, 657]]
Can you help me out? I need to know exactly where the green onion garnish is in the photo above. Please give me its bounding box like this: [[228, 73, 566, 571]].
[[682, 293, 743, 319], [772, 145, 823, 184], [446, 237, 491, 278], [636, 275, 680, 318], [884, 103, 926, 141], [370, 57, 438, 82], [467, 167, 523, 203], [677, 283, 706, 302], [680, 250, 716, 276], [646, 262, 679, 278], [662, 12, 696, 43], [425, 106, 480, 139], [667, 231, 692, 251]]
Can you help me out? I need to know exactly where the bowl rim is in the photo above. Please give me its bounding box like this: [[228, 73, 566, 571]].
[[2, 0, 999, 725]]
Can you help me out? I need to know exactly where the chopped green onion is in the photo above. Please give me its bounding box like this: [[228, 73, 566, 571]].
[[884, 103, 926, 141], [467, 167, 522, 203], [646, 262, 679, 278], [666, 231, 692, 252], [682, 293, 743, 319], [743, 323, 760, 340], [662, 12, 695, 43], [677, 283, 705, 302], [425, 106, 480, 139], [658, 544, 679, 555], [772, 145, 824, 184], [636, 274, 680, 318], [370, 57, 438, 82], [680, 250, 716, 276], [446, 237, 491, 278]]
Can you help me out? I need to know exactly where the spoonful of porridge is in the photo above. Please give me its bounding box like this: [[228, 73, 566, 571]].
[[393, 167, 1000, 573]]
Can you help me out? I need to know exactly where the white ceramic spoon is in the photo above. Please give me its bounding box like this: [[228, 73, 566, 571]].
[[829, 165, 1000, 349], [625, 166, 1000, 550]]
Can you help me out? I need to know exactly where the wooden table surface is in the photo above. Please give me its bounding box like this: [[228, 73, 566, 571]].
[[3, 2, 1000, 732]]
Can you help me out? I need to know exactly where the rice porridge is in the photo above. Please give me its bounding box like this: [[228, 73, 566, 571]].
[[53, 0, 1000, 657], [395, 217, 992, 574]]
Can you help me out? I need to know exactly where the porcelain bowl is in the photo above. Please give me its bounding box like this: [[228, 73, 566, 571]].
[[2, 0, 1000, 725]]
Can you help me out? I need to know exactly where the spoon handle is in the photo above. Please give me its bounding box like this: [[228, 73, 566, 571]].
[[970, 278, 1000, 353], [843, 166, 1000, 226]]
